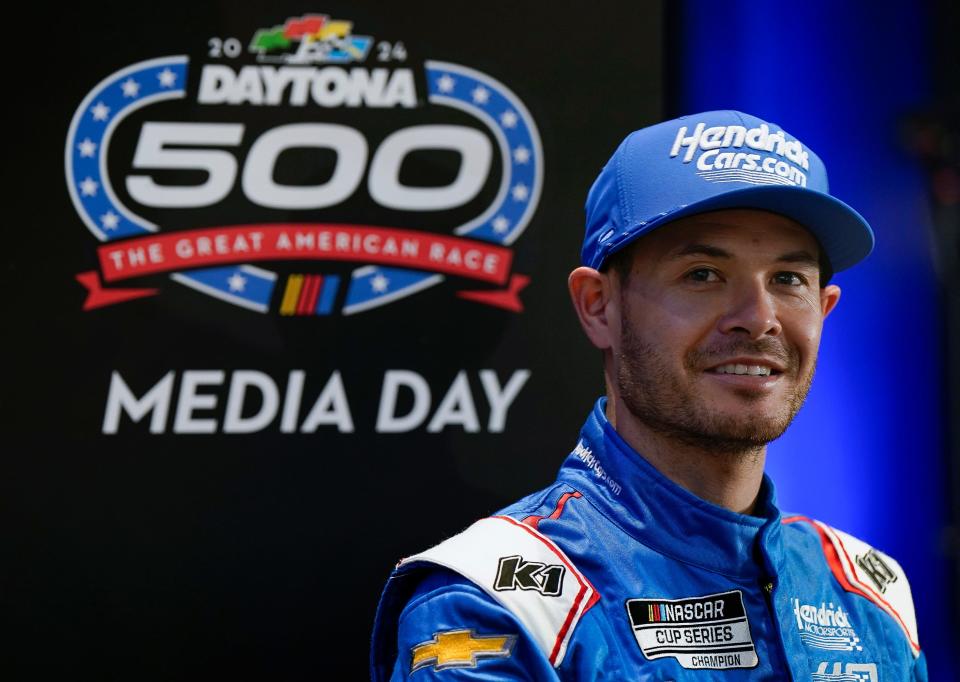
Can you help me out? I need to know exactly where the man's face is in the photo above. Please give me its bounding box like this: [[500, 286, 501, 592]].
[[611, 209, 840, 453]]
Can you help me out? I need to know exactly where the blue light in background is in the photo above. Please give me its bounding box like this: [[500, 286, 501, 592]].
[[676, 0, 951, 676]]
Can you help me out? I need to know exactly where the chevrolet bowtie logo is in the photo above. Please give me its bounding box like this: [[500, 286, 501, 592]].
[[410, 629, 517, 673]]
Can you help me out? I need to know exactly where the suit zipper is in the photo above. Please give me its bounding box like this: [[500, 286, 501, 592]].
[[760, 577, 794, 680]]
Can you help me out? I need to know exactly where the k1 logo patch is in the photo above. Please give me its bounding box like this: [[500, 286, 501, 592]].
[[625, 590, 758, 670], [856, 549, 898, 594], [494, 555, 565, 596]]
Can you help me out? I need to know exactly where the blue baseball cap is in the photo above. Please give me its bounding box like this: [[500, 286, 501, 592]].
[[582, 110, 874, 274]]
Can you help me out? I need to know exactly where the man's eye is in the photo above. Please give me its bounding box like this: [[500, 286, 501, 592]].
[[774, 272, 806, 286], [686, 268, 720, 282]]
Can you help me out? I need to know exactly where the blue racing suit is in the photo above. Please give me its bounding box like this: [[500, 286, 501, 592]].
[[371, 399, 926, 680]]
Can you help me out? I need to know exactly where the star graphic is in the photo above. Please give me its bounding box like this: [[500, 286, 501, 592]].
[[157, 68, 177, 88], [492, 216, 510, 234], [500, 110, 518, 128], [371, 274, 389, 293], [77, 138, 97, 158], [436, 74, 455, 93], [512, 146, 531, 164], [91, 102, 110, 121], [511, 183, 529, 201], [471, 86, 490, 104], [121, 78, 140, 98], [100, 211, 119, 230], [227, 273, 248, 292], [79, 177, 99, 196]]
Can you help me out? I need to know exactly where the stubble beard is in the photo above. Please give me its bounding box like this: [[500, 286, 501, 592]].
[[616, 312, 814, 457]]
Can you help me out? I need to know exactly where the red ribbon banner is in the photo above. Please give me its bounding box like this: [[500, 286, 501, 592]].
[[97, 224, 514, 284]]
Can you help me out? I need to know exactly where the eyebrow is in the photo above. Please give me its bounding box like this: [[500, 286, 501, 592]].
[[669, 243, 820, 269], [671, 243, 732, 259], [775, 250, 820, 269]]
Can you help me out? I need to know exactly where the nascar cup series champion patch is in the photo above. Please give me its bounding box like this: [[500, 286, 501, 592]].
[[625, 591, 759, 670]]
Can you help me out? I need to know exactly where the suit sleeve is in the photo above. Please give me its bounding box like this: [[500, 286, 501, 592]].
[[386, 569, 559, 681]]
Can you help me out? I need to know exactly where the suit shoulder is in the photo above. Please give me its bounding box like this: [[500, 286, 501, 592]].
[[782, 514, 920, 656], [395, 511, 598, 667], [372, 483, 596, 679]]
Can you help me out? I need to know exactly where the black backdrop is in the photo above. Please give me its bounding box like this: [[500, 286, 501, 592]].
[[6, 3, 662, 678]]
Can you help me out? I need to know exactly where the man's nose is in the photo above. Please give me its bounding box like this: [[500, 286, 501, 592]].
[[717, 281, 782, 339]]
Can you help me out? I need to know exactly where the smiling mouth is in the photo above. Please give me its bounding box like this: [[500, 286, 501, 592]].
[[706, 364, 783, 377]]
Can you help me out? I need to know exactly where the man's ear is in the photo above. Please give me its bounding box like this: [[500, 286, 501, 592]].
[[820, 284, 841, 320], [568, 266, 616, 350]]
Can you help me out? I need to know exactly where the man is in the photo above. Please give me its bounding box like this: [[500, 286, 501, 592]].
[[370, 111, 926, 680]]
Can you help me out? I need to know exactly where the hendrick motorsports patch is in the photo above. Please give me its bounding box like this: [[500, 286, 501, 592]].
[[625, 590, 758, 670]]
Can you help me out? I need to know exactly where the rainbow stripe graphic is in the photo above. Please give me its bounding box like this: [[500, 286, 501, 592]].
[[280, 274, 340, 316]]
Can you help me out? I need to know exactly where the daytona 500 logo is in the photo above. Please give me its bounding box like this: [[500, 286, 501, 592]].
[[66, 14, 542, 316]]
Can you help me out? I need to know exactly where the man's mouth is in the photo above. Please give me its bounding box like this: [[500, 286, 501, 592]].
[[707, 364, 781, 377], [701, 355, 789, 381]]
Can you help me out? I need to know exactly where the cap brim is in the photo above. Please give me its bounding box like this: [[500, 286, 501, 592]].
[[614, 185, 874, 274]]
